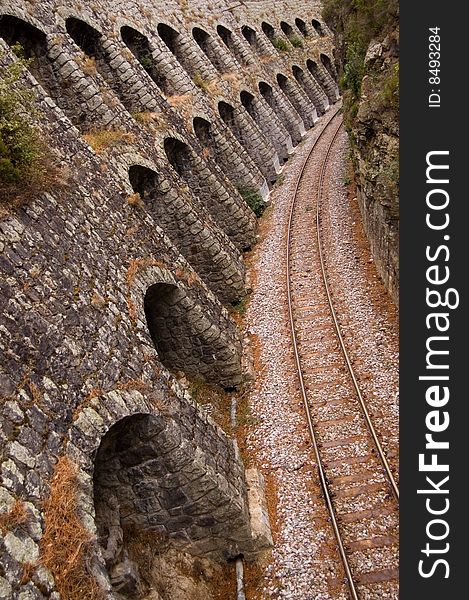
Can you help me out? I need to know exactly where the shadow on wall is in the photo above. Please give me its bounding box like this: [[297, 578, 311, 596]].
[[144, 282, 243, 388]]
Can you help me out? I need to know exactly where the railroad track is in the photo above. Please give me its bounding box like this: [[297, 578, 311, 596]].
[[286, 109, 399, 599]]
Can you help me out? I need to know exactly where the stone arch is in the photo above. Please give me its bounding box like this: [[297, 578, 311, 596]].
[[258, 81, 303, 145], [193, 115, 213, 144], [163, 136, 257, 248], [88, 395, 258, 596], [0, 14, 117, 130], [192, 26, 228, 73], [163, 135, 213, 188], [295, 18, 308, 37], [192, 116, 224, 172], [320, 52, 337, 78], [241, 24, 256, 47], [120, 25, 170, 94], [241, 24, 272, 57], [280, 21, 294, 41], [216, 24, 249, 66], [239, 90, 255, 115], [312, 19, 325, 36], [192, 116, 268, 201], [292, 64, 328, 115], [218, 100, 279, 183], [65, 16, 102, 55], [144, 282, 242, 387], [306, 58, 324, 88], [261, 21, 276, 42], [292, 64, 309, 93], [157, 22, 212, 83], [306, 58, 338, 103], [128, 163, 245, 303], [0, 14, 81, 120], [157, 22, 179, 54], [92, 412, 167, 597], [65, 16, 151, 117], [240, 90, 290, 162], [258, 82, 274, 103], [0, 14, 48, 88], [276, 73, 316, 129]]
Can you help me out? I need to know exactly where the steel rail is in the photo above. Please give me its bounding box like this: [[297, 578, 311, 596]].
[[315, 119, 400, 503], [286, 109, 358, 600], [286, 107, 398, 600]]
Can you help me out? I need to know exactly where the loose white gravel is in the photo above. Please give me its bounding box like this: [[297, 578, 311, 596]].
[[242, 107, 399, 599]]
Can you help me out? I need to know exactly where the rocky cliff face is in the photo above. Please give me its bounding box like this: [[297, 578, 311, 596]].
[[351, 30, 399, 303], [323, 1, 399, 303]]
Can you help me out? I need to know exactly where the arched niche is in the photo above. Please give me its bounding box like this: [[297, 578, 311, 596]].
[[0, 15, 54, 98], [121, 25, 169, 93], [295, 18, 307, 37], [144, 281, 242, 387], [312, 19, 325, 37]]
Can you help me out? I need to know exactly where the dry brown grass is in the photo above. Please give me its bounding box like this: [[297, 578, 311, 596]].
[[126, 295, 138, 325], [0, 147, 64, 220], [83, 129, 136, 153], [206, 80, 221, 96], [166, 93, 192, 108], [132, 111, 160, 125], [78, 55, 97, 76], [0, 500, 30, 534], [123, 525, 167, 588], [72, 387, 104, 421], [117, 379, 149, 393], [220, 72, 241, 91], [20, 561, 37, 585], [28, 380, 42, 405], [40, 456, 104, 600], [166, 93, 194, 121], [125, 257, 167, 288], [127, 192, 144, 208], [90, 291, 107, 308], [175, 266, 198, 287], [187, 378, 232, 434]]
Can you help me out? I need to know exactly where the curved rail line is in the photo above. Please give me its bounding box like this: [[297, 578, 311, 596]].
[[286, 108, 399, 599]]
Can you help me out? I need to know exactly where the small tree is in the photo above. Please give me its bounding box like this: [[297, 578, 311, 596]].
[[0, 48, 56, 212]]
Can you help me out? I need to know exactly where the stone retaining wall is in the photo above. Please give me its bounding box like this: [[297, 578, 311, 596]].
[[0, 1, 338, 597]]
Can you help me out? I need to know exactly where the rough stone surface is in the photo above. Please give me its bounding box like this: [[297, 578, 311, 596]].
[[0, 0, 338, 597], [352, 31, 399, 304]]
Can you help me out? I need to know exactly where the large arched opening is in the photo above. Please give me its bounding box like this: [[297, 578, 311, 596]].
[[144, 281, 242, 387], [217, 24, 248, 66], [192, 27, 227, 73], [311, 19, 325, 37], [0, 14, 50, 89], [121, 25, 170, 94], [295, 18, 308, 37], [258, 81, 301, 145]]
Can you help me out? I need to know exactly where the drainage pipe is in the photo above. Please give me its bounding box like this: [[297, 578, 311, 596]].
[[231, 399, 246, 599], [236, 557, 246, 600]]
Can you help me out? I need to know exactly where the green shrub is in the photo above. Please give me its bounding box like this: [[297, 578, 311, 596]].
[[230, 295, 249, 315], [379, 63, 399, 109], [340, 40, 366, 98], [322, 0, 398, 100], [322, 0, 398, 131], [0, 52, 55, 212], [272, 37, 290, 52], [237, 186, 265, 217], [289, 35, 304, 49], [139, 55, 154, 72]]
